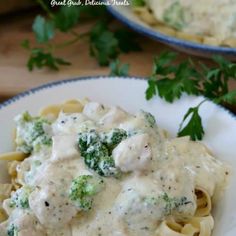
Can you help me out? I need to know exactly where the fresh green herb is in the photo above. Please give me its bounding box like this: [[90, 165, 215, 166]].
[[89, 21, 119, 66], [22, 39, 71, 71], [32, 15, 55, 43], [201, 55, 236, 101], [215, 90, 236, 104], [178, 102, 205, 141], [54, 6, 80, 32], [7, 224, 18, 236], [146, 52, 236, 140], [27, 47, 71, 71], [15, 111, 52, 153], [21, 39, 31, 50], [69, 175, 104, 210], [146, 52, 199, 102], [109, 59, 130, 76], [144, 193, 192, 215], [146, 79, 158, 100], [114, 29, 142, 53], [131, 0, 146, 7], [23, 4, 141, 70], [161, 193, 192, 215]]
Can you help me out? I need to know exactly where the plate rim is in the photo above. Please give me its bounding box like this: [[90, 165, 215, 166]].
[[107, 5, 236, 55], [0, 76, 236, 235], [0, 76, 144, 111], [0, 75, 235, 120]]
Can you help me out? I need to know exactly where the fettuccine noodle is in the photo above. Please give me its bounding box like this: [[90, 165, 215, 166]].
[[0, 99, 229, 236]]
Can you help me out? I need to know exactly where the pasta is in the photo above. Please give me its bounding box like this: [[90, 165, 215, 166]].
[[0, 152, 27, 162], [0, 99, 229, 236], [156, 215, 214, 236], [40, 101, 83, 119], [131, 1, 236, 47]]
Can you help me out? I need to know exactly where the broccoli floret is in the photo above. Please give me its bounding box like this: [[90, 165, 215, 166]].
[[101, 128, 127, 150], [69, 175, 104, 211], [7, 224, 18, 236], [98, 156, 119, 177], [9, 186, 32, 209], [78, 130, 122, 177], [141, 110, 156, 128], [163, 2, 187, 30], [84, 143, 109, 175], [33, 134, 52, 152], [78, 130, 100, 155], [15, 112, 52, 154]]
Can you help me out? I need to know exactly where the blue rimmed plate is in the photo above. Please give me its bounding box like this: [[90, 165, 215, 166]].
[[106, 4, 236, 59], [0, 77, 236, 235]]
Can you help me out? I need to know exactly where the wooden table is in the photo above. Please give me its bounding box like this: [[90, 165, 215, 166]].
[[0, 10, 236, 112]]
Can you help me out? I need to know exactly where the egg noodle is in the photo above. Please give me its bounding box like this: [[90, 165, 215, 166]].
[[0, 99, 229, 236], [132, 3, 236, 47]]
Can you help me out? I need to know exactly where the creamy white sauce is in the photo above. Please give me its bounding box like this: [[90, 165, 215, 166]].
[[0, 101, 229, 236], [51, 135, 79, 162], [145, 0, 236, 40], [113, 133, 152, 172]]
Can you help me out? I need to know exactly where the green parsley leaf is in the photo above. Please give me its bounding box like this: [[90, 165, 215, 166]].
[[114, 29, 141, 53], [178, 105, 204, 141], [109, 59, 130, 76], [147, 52, 200, 103], [202, 56, 236, 100], [21, 39, 30, 49], [27, 48, 71, 71], [90, 21, 119, 66], [151, 61, 200, 102], [152, 51, 177, 75], [54, 6, 80, 32], [32, 15, 55, 43], [78, 5, 108, 18], [145, 78, 157, 100], [131, 0, 146, 7], [24, 4, 143, 70], [213, 55, 236, 78], [202, 63, 228, 99], [215, 90, 236, 105]]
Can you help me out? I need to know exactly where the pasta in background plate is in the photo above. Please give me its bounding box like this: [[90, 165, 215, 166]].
[[131, 0, 236, 47], [0, 99, 229, 236]]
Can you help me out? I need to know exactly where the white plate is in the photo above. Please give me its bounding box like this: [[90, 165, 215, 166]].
[[0, 77, 236, 235], [106, 4, 236, 59]]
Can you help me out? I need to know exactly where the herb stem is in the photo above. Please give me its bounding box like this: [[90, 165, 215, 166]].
[[70, 30, 81, 37], [36, 0, 54, 19], [196, 99, 208, 108], [70, 31, 90, 40], [55, 32, 90, 49]]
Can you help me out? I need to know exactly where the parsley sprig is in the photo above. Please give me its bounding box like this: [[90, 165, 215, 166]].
[[177, 100, 206, 141], [109, 59, 130, 76], [23, 3, 141, 71], [146, 52, 236, 140]]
